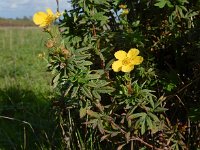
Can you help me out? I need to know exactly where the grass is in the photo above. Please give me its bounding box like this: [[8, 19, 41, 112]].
[[0, 27, 61, 149], [0, 27, 49, 90]]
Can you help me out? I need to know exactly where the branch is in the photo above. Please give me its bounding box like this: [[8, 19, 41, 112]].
[[130, 137, 163, 150]]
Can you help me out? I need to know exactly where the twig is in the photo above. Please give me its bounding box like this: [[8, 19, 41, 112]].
[[56, 0, 59, 12], [130, 137, 163, 150], [166, 73, 200, 100]]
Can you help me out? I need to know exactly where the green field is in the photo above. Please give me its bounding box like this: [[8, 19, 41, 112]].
[[0, 27, 60, 149]]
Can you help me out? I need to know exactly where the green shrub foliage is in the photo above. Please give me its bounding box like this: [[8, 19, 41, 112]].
[[42, 0, 200, 149]]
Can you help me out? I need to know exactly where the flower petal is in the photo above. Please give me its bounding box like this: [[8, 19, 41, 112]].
[[33, 12, 47, 25], [114, 50, 127, 60], [127, 48, 139, 59], [46, 8, 54, 15], [39, 22, 48, 27], [121, 64, 134, 72], [131, 56, 143, 65], [112, 60, 122, 72]]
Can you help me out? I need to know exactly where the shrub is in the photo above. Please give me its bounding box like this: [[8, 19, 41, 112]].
[[34, 0, 200, 149]]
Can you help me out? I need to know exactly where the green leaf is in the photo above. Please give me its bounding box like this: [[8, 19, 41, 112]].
[[64, 83, 73, 97], [94, 86, 115, 94], [165, 83, 176, 92], [146, 116, 153, 130], [87, 74, 101, 80], [111, 132, 119, 137], [81, 60, 93, 66], [94, 0, 109, 5], [113, 0, 121, 6], [105, 59, 115, 70], [87, 80, 109, 88], [148, 112, 160, 122], [141, 119, 146, 135], [87, 81, 98, 88], [74, 54, 91, 61], [81, 86, 93, 99], [52, 73, 60, 88], [155, 96, 166, 108], [80, 107, 87, 118], [87, 110, 100, 119], [166, 1, 173, 8], [149, 96, 155, 109], [76, 46, 92, 53], [154, 107, 168, 112], [154, 0, 167, 8], [128, 113, 146, 120], [135, 115, 146, 129], [92, 12, 109, 22], [92, 90, 101, 99], [96, 80, 110, 88], [97, 120, 105, 134], [189, 107, 200, 121], [71, 85, 80, 98]]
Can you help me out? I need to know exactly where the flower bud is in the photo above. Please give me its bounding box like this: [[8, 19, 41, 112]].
[[45, 39, 55, 48]]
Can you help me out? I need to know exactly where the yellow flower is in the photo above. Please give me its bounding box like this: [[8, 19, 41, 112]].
[[121, 9, 129, 15], [112, 48, 143, 72], [119, 4, 127, 9], [33, 8, 59, 28], [38, 52, 45, 59]]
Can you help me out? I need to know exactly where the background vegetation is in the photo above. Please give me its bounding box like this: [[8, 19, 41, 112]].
[[0, 17, 35, 27], [0, 27, 62, 149]]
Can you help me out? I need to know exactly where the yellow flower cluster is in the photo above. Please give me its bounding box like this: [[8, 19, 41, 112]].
[[119, 4, 129, 15], [33, 8, 61, 28], [112, 48, 143, 72], [119, 4, 127, 9]]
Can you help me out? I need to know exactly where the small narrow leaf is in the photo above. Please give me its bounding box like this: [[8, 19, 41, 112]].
[[149, 96, 155, 109], [117, 144, 126, 150], [71, 86, 79, 98], [64, 83, 73, 97], [87, 74, 101, 80], [128, 113, 146, 120], [97, 120, 105, 134], [81, 86, 93, 99], [81, 60, 93, 66], [141, 119, 146, 135], [100, 134, 110, 142], [148, 112, 160, 122], [146, 116, 153, 130], [86, 110, 100, 119], [111, 132, 119, 137], [154, 0, 167, 8], [154, 107, 168, 112], [52, 73, 60, 88], [80, 107, 87, 118], [92, 90, 101, 100], [87, 81, 97, 88], [94, 86, 115, 93], [76, 46, 92, 53]]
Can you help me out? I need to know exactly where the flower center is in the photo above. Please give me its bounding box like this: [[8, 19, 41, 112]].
[[122, 58, 131, 66]]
